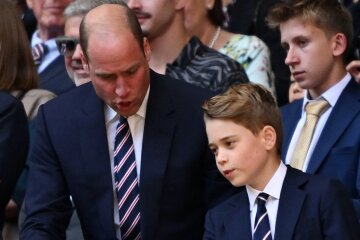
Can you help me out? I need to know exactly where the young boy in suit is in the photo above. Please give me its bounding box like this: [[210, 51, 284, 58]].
[[202, 83, 360, 240]]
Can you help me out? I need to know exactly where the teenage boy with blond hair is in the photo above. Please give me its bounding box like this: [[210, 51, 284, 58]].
[[266, 0, 360, 220]]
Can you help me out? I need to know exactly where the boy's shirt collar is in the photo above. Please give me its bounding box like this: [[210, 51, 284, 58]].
[[302, 72, 351, 111], [246, 161, 287, 212]]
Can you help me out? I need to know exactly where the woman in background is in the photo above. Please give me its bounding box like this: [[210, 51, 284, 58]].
[[0, 1, 55, 239], [183, 0, 276, 96]]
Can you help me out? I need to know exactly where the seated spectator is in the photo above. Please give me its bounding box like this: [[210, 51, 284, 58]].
[[288, 74, 304, 102], [268, 0, 360, 219], [224, 0, 291, 106], [184, 0, 276, 95], [27, 0, 75, 95], [56, 0, 92, 86], [126, 0, 249, 92], [0, 1, 55, 238], [346, 60, 360, 83], [202, 83, 360, 240]]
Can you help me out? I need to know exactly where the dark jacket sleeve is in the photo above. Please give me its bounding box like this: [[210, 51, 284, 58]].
[[0, 92, 29, 230]]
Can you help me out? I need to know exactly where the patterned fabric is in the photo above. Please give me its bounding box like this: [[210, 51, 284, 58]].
[[114, 117, 141, 240], [290, 99, 330, 170], [219, 34, 276, 95], [253, 192, 272, 240], [166, 37, 249, 92], [32, 43, 48, 67]]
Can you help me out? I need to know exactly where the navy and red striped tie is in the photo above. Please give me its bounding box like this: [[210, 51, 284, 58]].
[[114, 117, 141, 240], [253, 192, 272, 240]]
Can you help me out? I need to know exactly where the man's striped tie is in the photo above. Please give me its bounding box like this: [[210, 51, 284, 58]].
[[114, 117, 141, 240], [253, 192, 272, 240], [32, 43, 48, 67]]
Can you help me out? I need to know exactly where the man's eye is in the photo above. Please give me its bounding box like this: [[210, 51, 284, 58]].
[[125, 66, 138, 75]]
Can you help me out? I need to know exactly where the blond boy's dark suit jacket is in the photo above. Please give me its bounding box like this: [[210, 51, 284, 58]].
[[21, 71, 235, 239], [204, 166, 360, 240], [281, 79, 360, 219]]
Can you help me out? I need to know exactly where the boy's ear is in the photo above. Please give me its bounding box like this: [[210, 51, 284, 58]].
[[332, 33, 347, 57], [261, 125, 277, 151]]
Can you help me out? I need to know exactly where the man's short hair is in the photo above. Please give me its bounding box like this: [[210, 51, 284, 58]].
[[203, 83, 283, 155], [64, 0, 93, 19], [267, 0, 354, 63], [79, 0, 144, 60]]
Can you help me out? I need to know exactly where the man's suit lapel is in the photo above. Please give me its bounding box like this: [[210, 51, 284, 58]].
[[77, 84, 116, 235], [140, 74, 177, 239], [307, 79, 360, 173], [281, 100, 302, 161], [223, 192, 252, 239], [275, 167, 307, 240]]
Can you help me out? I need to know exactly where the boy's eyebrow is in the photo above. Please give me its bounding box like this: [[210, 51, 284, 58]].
[[209, 135, 238, 146]]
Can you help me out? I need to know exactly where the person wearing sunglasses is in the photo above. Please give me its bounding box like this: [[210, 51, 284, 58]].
[[26, 0, 75, 96], [56, 0, 92, 87]]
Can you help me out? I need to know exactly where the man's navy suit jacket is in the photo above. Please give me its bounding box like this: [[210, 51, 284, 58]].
[[0, 92, 28, 230], [39, 56, 75, 96], [21, 71, 235, 239], [204, 167, 360, 240], [281, 79, 360, 219]]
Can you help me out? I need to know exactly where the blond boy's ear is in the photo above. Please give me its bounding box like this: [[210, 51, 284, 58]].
[[332, 33, 347, 57], [261, 125, 277, 151]]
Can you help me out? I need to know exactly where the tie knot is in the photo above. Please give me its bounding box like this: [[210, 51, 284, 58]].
[[119, 116, 129, 125], [257, 192, 269, 205], [305, 99, 329, 117], [32, 43, 49, 66]]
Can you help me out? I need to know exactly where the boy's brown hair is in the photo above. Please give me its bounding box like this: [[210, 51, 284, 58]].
[[266, 0, 353, 64], [203, 83, 283, 155]]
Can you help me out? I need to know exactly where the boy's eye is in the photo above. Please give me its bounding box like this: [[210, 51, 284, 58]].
[[297, 39, 308, 48], [209, 147, 218, 156], [225, 141, 235, 147], [281, 43, 289, 53]]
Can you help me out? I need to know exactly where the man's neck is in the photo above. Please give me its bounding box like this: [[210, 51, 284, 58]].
[[148, 18, 190, 74], [38, 25, 64, 41]]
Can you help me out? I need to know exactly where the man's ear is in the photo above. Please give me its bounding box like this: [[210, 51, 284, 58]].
[[261, 125, 277, 151], [143, 37, 151, 62], [332, 33, 347, 57]]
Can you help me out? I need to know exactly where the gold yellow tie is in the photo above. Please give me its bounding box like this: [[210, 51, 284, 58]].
[[290, 99, 330, 170]]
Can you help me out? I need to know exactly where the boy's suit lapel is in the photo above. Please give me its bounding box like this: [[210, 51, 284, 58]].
[[275, 167, 307, 240], [223, 191, 252, 239], [307, 79, 360, 173]]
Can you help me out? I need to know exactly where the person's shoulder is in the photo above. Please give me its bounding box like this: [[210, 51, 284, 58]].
[[286, 166, 346, 194], [208, 188, 246, 215], [0, 91, 23, 112], [42, 82, 94, 110], [280, 98, 303, 112]]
